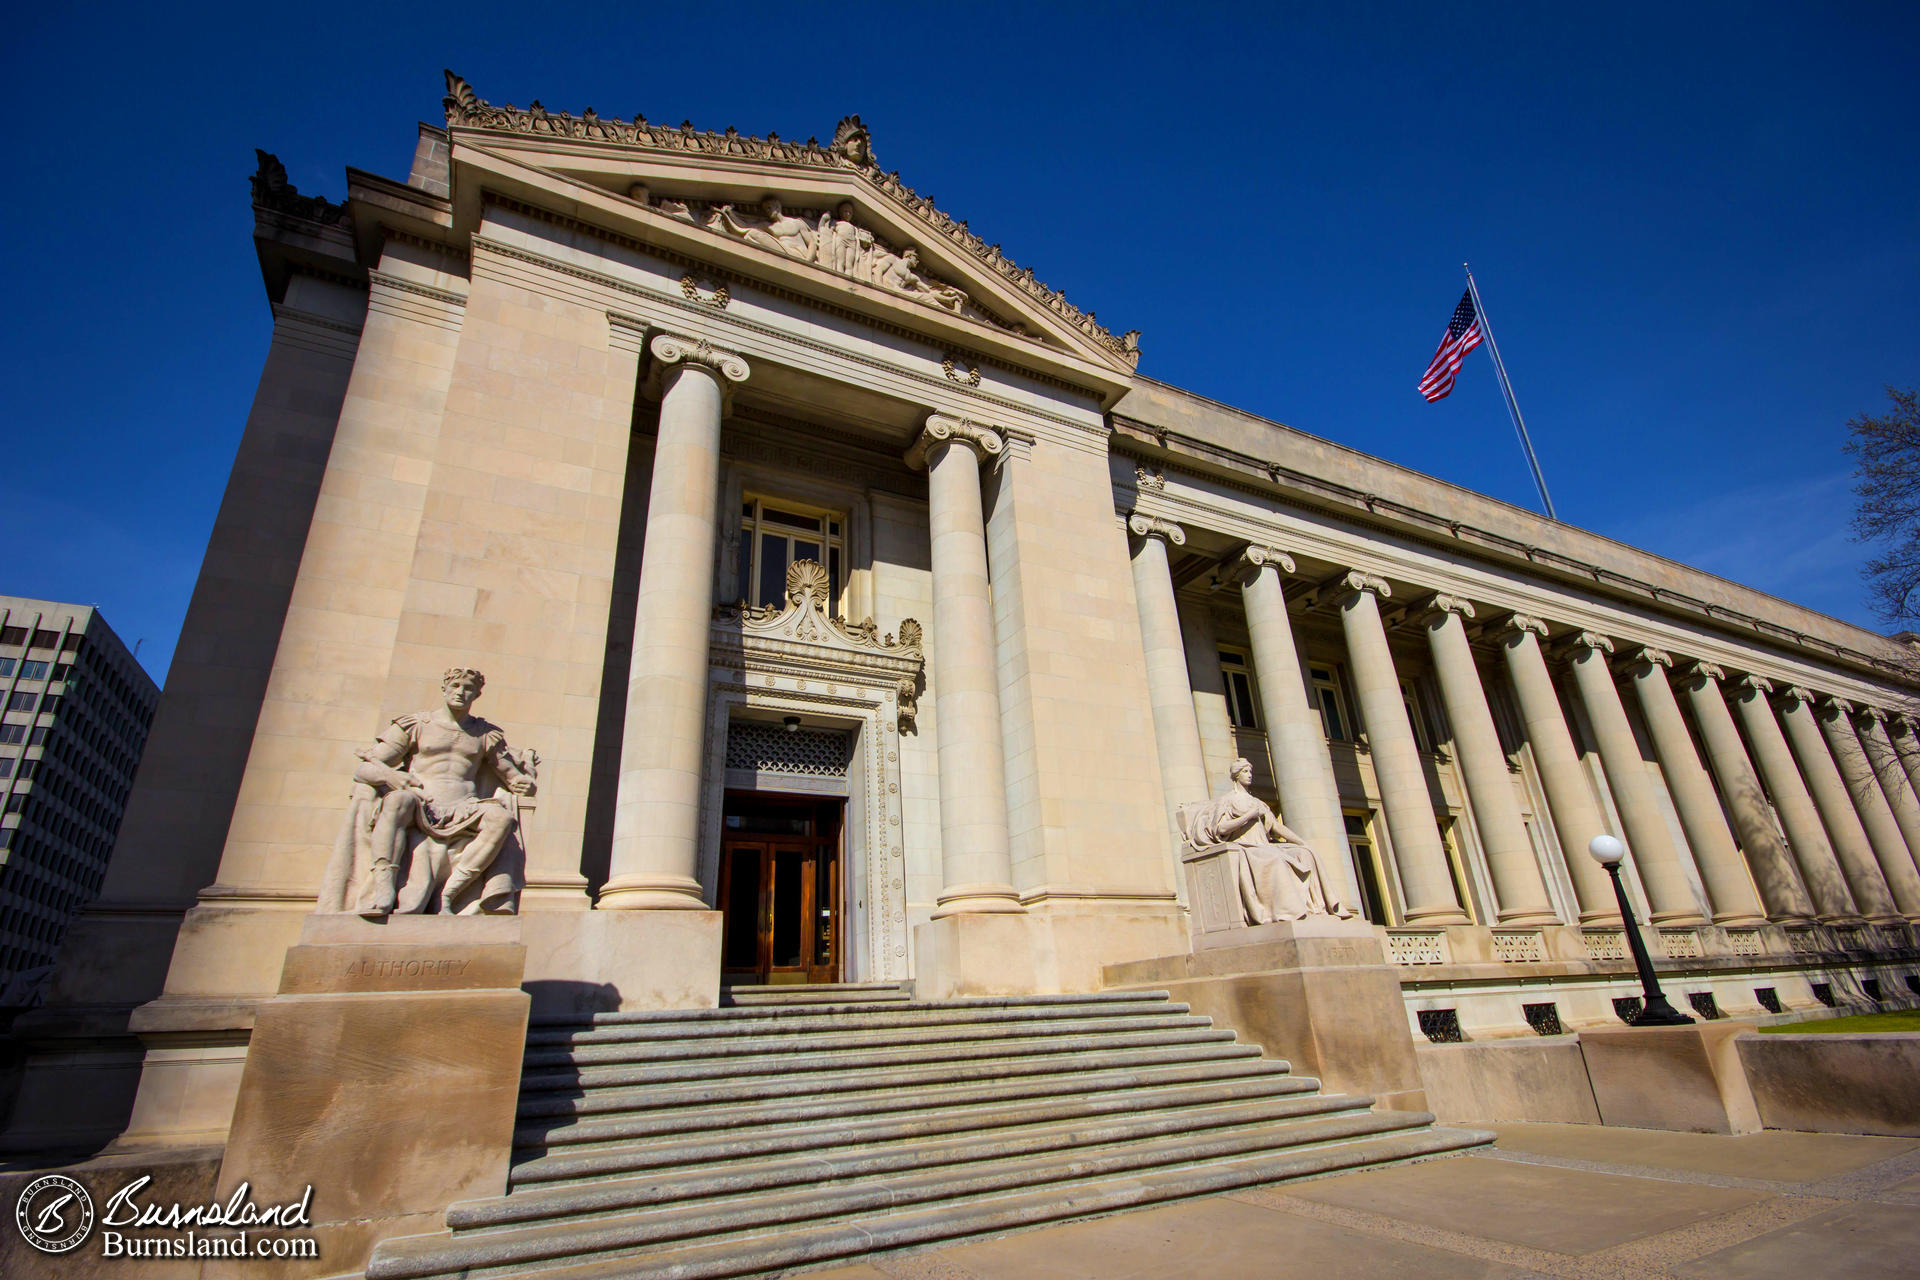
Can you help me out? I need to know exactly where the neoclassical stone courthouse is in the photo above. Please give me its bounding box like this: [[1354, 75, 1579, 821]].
[[8, 73, 1920, 1190]]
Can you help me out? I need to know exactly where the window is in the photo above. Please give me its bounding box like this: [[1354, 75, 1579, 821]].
[[27, 727, 46, 747], [1309, 665, 1352, 742], [0, 626, 24, 645], [1218, 648, 1260, 729], [0, 758, 11, 779], [29, 629, 58, 649], [7, 693, 34, 713], [1437, 816, 1477, 923], [736, 497, 845, 615], [0, 659, 11, 677], [1344, 809, 1393, 924], [1401, 679, 1432, 751], [0, 725, 22, 745], [18, 661, 47, 681], [50, 664, 69, 682]]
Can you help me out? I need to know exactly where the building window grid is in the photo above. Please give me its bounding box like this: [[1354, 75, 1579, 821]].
[[736, 496, 846, 616]]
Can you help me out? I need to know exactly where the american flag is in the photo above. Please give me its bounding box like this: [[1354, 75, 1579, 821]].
[[1418, 289, 1484, 402]]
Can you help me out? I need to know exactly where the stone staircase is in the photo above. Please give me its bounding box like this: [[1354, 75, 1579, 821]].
[[365, 982, 1486, 1279]]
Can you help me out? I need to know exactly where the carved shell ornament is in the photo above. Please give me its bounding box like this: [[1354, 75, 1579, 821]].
[[786, 559, 832, 608]]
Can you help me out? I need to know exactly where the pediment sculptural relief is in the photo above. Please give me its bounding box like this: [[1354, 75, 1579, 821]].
[[653, 193, 1002, 327]]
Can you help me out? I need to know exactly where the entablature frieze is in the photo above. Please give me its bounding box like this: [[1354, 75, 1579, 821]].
[[466, 227, 1107, 456], [1119, 469, 1919, 714]]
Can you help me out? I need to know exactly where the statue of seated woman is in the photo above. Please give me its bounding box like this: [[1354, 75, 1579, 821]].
[[1178, 758, 1354, 924]]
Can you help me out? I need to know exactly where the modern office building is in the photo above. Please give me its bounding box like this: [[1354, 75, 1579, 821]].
[[0, 598, 157, 988]]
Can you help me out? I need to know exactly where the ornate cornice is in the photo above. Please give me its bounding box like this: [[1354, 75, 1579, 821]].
[[441, 71, 1139, 365], [251, 149, 349, 227], [1126, 513, 1186, 546], [649, 332, 751, 385], [1233, 544, 1296, 583], [906, 414, 1005, 470]]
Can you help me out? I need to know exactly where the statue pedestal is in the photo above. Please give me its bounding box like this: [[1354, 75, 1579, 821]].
[[1104, 920, 1426, 1112], [208, 916, 529, 1278]]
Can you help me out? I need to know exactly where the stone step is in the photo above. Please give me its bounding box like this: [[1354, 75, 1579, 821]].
[[516, 1057, 1301, 1153], [478, 1092, 1371, 1219], [516, 1040, 1267, 1119], [368, 1112, 1475, 1279], [525, 1001, 1198, 1050], [527, 989, 1173, 1031], [722, 983, 911, 1006], [521, 1024, 1239, 1086], [527, 1012, 1214, 1066]]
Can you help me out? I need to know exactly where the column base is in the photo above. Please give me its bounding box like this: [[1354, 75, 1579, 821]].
[[596, 873, 710, 911], [1402, 906, 1472, 926], [1493, 906, 1561, 926], [913, 912, 1042, 998], [1710, 910, 1772, 927], [930, 882, 1027, 918], [1649, 910, 1711, 926], [1577, 908, 1626, 927]]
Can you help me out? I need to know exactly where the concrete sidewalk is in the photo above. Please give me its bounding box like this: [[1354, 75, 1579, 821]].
[[811, 1125, 1920, 1279]]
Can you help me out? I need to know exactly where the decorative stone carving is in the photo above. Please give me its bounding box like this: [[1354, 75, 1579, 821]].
[[318, 668, 535, 917], [1736, 673, 1775, 696], [1563, 630, 1615, 656], [250, 150, 349, 226], [1232, 544, 1296, 583], [438, 71, 1141, 364], [1126, 513, 1186, 546], [679, 274, 730, 308], [895, 677, 920, 733], [1498, 613, 1551, 641], [1338, 570, 1392, 600], [1423, 593, 1476, 622], [1134, 466, 1166, 492], [649, 332, 751, 385], [1628, 646, 1673, 672], [941, 353, 982, 387], [1779, 684, 1817, 707], [715, 560, 925, 661], [1176, 758, 1355, 925], [905, 414, 1004, 469], [1679, 660, 1727, 688]]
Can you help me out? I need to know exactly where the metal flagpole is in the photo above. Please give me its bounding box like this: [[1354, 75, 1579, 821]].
[[1464, 263, 1557, 521]]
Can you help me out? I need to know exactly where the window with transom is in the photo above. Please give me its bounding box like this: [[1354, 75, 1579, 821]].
[[1219, 647, 1260, 730], [736, 497, 846, 616]]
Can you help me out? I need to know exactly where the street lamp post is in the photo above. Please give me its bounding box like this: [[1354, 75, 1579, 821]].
[[1588, 835, 1694, 1027]]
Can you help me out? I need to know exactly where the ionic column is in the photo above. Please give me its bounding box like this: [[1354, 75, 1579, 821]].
[[1337, 572, 1465, 923], [1729, 676, 1860, 921], [1498, 616, 1618, 923], [1817, 696, 1920, 920], [907, 415, 1023, 917], [1126, 514, 1211, 859], [602, 335, 750, 910], [1678, 662, 1815, 922], [1236, 546, 1349, 873], [1887, 715, 1920, 800], [1422, 597, 1555, 923], [1178, 597, 1238, 787], [1777, 686, 1898, 921], [1857, 708, 1920, 866], [1565, 632, 1705, 924], [1626, 649, 1766, 925]]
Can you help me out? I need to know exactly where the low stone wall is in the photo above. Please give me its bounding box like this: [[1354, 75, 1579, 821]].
[[1416, 1039, 1601, 1125], [1737, 1034, 1920, 1137]]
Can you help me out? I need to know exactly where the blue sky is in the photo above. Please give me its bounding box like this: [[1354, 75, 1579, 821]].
[[2, 3, 1914, 683]]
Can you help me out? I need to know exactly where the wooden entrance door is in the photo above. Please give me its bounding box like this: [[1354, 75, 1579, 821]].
[[718, 795, 841, 985]]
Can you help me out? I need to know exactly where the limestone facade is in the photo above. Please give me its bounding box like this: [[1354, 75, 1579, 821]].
[[6, 74, 1920, 1155]]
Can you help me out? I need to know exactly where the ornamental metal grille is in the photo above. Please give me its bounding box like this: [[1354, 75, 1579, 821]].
[[1522, 1001, 1564, 1036], [1907, 974, 1920, 997], [725, 720, 854, 778], [1612, 996, 1644, 1023], [1755, 987, 1783, 1013], [1811, 983, 1836, 1007], [1687, 991, 1723, 1020], [1416, 1009, 1463, 1043], [1863, 978, 1883, 1003]]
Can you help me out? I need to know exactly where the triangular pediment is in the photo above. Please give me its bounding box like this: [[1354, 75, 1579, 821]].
[[439, 73, 1139, 386]]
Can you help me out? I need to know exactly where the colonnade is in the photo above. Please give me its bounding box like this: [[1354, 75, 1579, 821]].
[[1123, 514, 1920, 933]]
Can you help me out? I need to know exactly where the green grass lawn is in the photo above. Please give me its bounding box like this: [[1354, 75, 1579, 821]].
[[1759, 1010, 1920, 1034]]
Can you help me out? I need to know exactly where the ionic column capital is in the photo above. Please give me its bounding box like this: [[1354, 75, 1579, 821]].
[[1558, 630, 1615, 660], [1495, 613, 1551, 644], [1125, 512, 1187, 546], [648, 331, 751, 385], [1816, 693, 1858, 720], [1420, 593, 1476, 627], [1336, 570, 1392, 602], [1732, 673, 1774, 698], [1625, 646, 1673, 675], [1677, 660, 1727, 691], [1778, 684, 1818, 708], [1857, 704, 1888, 727], [1233, 543, 1296, 582], [906, 413, 1005, 470]]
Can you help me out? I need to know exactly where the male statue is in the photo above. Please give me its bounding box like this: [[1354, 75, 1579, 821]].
[[318, 667, 535, 916], [1178, 758, 1354, 923]]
